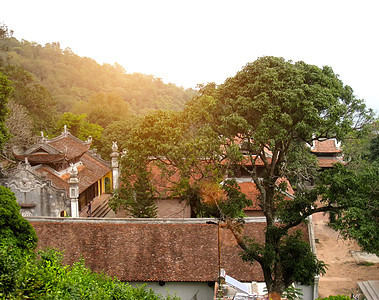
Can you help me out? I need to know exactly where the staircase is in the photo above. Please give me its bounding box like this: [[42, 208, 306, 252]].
[[91, 195, 112, 217], [80, 194, 112, 218], [358, 280, 379, 300]]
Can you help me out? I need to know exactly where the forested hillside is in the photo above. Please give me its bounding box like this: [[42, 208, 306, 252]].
[[0, 24, 197, 157], [0, 27, 196, 115]]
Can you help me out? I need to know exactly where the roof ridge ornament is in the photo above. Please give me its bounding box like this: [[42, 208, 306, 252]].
[[69, 162, 78, 177], [40, 131, 47, 143], [112, 141, 118, 152], [63, 125, 69, 136]]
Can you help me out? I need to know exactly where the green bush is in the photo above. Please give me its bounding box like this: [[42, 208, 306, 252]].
[[316, 295, 351, 300], [0, 185, 37, 251], [6, 248, 180, 300]]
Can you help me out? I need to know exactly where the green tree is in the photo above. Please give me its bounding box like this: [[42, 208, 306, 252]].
[[104, 56, 373, 299], [0, 64, 57, 132], [0, 186, 37, 251], [109, 159, 158, 218], [150, 56, 370, 299], [54, 112, 103, 148], [77, 92, 133, 128], [316, 162, 378, 255], [195, 56, 372, 299], [0, 186, 38, 296], [98, 117, 142, 158], [111, 110, 225, 217], [0, 71, 12, 149]]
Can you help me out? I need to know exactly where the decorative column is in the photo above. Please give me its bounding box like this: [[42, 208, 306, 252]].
[[68, 164, 79, 217], [110, 141, 120, 191]]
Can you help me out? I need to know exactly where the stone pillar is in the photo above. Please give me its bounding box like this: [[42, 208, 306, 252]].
[[110, 141, 120, 191], [68, 164, 79, 218]]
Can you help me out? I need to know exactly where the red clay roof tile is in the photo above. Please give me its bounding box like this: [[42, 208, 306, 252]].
[[311, 139, 341, 153], [31, 219, 308, 282]]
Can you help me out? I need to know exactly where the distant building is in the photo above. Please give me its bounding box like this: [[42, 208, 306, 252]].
[[310, 138, 345, 169], [0, 127, 113, 217], [144, 148, 295, 219]]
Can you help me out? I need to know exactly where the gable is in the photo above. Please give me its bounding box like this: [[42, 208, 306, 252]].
[[23, 143, 63, 156]]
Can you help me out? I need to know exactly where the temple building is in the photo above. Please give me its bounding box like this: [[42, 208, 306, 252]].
[[310, 138, 345, 169], [0, 127, 114, 217]]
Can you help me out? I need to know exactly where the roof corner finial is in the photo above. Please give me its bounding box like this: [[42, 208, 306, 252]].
[[112, 141, 118, 152], [40, 131, 47, 143], [63, 125, 68, 136], [69, 162, 78, 177]]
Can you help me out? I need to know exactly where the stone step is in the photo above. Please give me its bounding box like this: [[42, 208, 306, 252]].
[[358, 280, 379, 300], [91, 197, 111, 217]]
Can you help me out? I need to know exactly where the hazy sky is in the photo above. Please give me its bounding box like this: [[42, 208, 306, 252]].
[[2, 0, 378, 113]]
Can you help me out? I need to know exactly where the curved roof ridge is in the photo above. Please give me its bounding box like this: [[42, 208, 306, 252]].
[[48, 132, 91, 146]]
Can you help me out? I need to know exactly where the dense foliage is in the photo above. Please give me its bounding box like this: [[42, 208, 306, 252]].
[[190, 57, 372, 299], [113, 56, 373, 299], [0, 71, 12, 149], [0, 63, 57, 133], [1, 248, 179, 300], [0, 27, 196, 116], [109, 109, 228, 217], [0, 185, 37, 296], [318, 162, 378, 255], [109, 152, 158, 218], [0, 186, 37, 251]]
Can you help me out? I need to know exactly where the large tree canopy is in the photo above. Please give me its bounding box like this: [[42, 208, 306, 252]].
[[114, 56, 373, 299], [190, 56, 373, 299]]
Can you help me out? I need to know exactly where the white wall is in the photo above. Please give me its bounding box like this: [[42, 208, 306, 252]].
[[130, 281, 315, 300], [296, 284, 314, 300], [130, 281, 214, 300]]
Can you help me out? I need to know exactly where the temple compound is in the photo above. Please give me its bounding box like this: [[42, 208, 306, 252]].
[[0, 127, 118, 217]]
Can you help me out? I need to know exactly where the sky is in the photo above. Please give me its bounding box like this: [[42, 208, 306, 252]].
[[2, 0, 379, 113]]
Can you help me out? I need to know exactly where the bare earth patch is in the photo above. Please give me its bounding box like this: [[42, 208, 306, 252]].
[[312, 212, 379, 298]]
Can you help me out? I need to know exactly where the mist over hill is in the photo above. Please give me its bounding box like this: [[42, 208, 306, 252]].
[[0, 28, 197, 115]]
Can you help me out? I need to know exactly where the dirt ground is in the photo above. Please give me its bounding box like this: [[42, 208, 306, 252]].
[[312, 211, 379, 298]]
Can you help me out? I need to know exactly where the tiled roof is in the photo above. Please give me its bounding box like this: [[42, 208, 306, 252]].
[[34, 166, 69, 191], [30, 219, 308, 282], [317, 157, 345, 168], [13, 133, 91, 164], [48, 133, 90, 161], [33, 153, 111, 194], [77, 153, 111, 193], [14, 153, 65, 164], [311, 139, 341, 154]]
